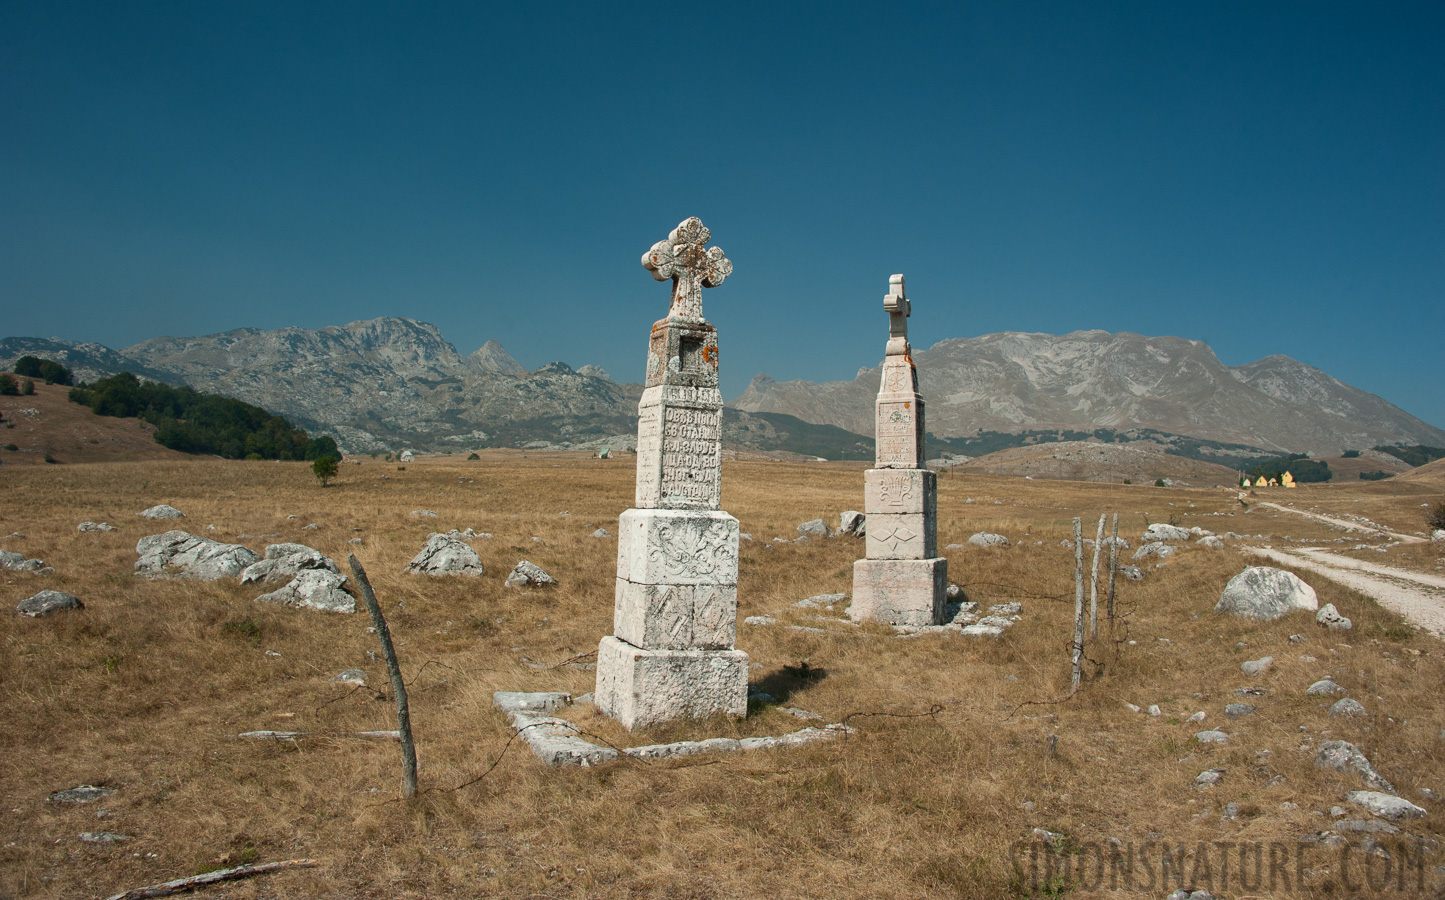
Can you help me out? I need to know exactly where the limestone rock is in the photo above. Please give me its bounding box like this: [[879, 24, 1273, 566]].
[[135, 531, 259, 579], [255, 570, 354, 613], [1307, 677, 1345, 696], [78, 831, 129, 843], [1196, 535, 1224, 549], [16, 590, 83, 617], [1431, 528, 1445, 542], [1330, 698, 1367, 717], [409, 509, 437, 517], [1132, 541, 1175, 560], [139, 504, 184, 519], [1195, 730, 1230, 743], [838, 510, 865, 536], [796, 518, 831, 538], [48, 785, 113, 804], [1315, 740, 1394, 792], [967, 532, 1010, 548], [590, 528, 610, 538], [404, 534, 484, 576], [1120, 565, 1144, 581], [1346, 790, 1426, 819], [1195, 769, 1225, 786], [1316, 603, 1353, 630], [1215, 567, 1318, 620], [240, 543, 339, 584], [1142, 523, 1190, 542], [505, 560, 557, 587], [1240, 656, 1274, 676], [0, 550, 47, 572], [77, 522, 116, 532], [1223, 703, 1255, 718], [330, 668, 366, 684]]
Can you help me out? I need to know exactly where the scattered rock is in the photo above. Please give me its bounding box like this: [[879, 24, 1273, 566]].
[[0, 549, 48, 572], [255, 570, 355, 613], [989, 601, 1022, 616], [77, 522, 116, 532], [330, 669, 367, 685], [1186, 711, 1206, 724], [14, 587, 82, 619], [139, 504, 184, 519], [1196, 536, 1224, 549], [837, 510, 865, 536], [1031, 828, 1065, 846], [1223, 703, 1255, 718], [1307, 677, 1345, 696], [1148, 704, 1162, 717], [404, 534, 484, 576], [794, 593, 846, 610], [744, 615, 776, 626], [1132, 541, 1175, 560], [1315, 740, 1394, 792], [1316, 603, 1353, 630], [1346, 790, 1426, 819], [1330, 698, 1367, 717], [409, 509, 438, 518], [1240, 656, 1274, 676], [590, 528, 610, 538], [967, 532, 1010, 548], [1142, 523, 1190, 542], [505, 560, 557, 587], [240, 543, 339, 584], [946, 583, 964, 601], [1195, 730, 1230, 744], [399, 450, 415, 462], [1120, 565, 1144, 581], [796, 519, 831, 538], [78, 831, 129, 844], [48, 785, 113, 804], [135, 531, 259, 579], [1215, 567, 1318, 620]]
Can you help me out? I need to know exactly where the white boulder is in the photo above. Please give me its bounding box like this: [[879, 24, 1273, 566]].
[[135, 531, 259, 579], [967, 532, 1010, 548], [240, 543, 339, 584], [1346, 790, 1426, 819], [1316, 603, 1353, 630], [139, 505, 185, 519], [837, 511, 865, 537], [1142, 523, 1190, 542], [404, 534, 484, 576], [1215, 567, 1318, 620], [1132, 541, 1175, 560], [505, 560, 557, 587], [255, 570, 355, 613]]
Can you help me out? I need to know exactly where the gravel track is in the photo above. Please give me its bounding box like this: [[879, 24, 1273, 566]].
[[1245, 546, 1445, 638]]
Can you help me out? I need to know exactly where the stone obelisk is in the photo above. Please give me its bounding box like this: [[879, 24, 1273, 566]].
[[851, 274, 947, 626], [594, 217, 749, 730]]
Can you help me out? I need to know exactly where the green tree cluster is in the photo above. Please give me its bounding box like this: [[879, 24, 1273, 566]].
[[1372, 445, 1445, 467], [12, 356, 74, 385], [68, 372, 339, 461], [1250, 453, 1332, 483]]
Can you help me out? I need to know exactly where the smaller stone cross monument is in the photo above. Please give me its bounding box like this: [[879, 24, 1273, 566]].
[[851, 274, 947, 625], [594, 217, 749, 730]]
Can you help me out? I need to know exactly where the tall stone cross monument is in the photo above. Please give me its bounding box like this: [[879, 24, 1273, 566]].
[[594, 217, 749, 730], [851, 274, 947, 626]]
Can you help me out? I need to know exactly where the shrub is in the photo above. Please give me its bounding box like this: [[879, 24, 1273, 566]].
[[1154, 478, 1166, 487], [0, 374, 16, 396], [311, 455, 339, 486], [1359, 471, 1392, 481], [1341, 449, 1360, 458], [1122, 478, 1132, 485], [1372, 444, 1445, 467], [19, 378, 34, 396], [467, 452, 481, 461], [1428, 501, 1445, 532], [3, 444, 17, 452], [42, 452, 56, 464], [14, 356, 73, 385]]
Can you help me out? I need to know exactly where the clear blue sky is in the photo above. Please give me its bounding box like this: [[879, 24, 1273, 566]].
[[3, 2, 1442, 427]]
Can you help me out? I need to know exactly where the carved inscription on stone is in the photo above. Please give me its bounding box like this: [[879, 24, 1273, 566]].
[[658, 405, 721, 507]]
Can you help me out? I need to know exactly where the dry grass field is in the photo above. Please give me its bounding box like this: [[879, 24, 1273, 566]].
[[2, 453, 1444, 899]]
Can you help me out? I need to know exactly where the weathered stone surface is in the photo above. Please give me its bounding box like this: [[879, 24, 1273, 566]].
[[48, 785, 113, 804], [240, 543, 339, 584], [16, 590, 83, 616], [255, 570, 354, 613], [77, 522, 116, 532], [1132, 541, 1176, 560], [1195, 730, 1230, 744], [139, 504, 184, 519], [614, 580, 737, 650], [505, 560, 557, 587], [1240, 656, 1274, 676], [967, 532, 1010, 548], [616, 508, 737, 586], [1315, 740, 1394, 792], [1330, 698, 1367, 717], [1307, 677, 1345, 696], [1223, 703, 1255, 718], [1215, 567, 1318, 620], [594, 636, 748, 730], [1196, 535, 1224, 549], [135, 531, 259, 579], [404, 533, 484, 576], [409, 508, 437, 517], [330, 668, 367, 684], [1316, 603, 1353, 630], [851, 557, 946, 627], [590, 528, 610, 538], [863, 467, 935, 515], [837, 510, 865, 536], [399, 450, 414, 462], [865, 511, 936, 560], [796, 518, 831, 538], [1346, 790, 1426, 819], [1142, 523, 1190, 542], [78, 831, 129, 843], [1120, 565, 1144, 581], [0, 549, 47, 572]]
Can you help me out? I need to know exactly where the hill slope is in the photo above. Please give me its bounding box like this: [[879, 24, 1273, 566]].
[[0, 383, 192, 465]]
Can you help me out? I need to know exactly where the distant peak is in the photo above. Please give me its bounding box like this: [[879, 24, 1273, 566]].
[[468, 339, 527, 376], [576, 364, 614, 382]]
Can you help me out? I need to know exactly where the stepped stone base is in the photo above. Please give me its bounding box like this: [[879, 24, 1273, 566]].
[[594, 636, 749, 730], [850, 557, 947, 626]]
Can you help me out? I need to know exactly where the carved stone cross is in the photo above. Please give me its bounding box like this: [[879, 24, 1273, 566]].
[[884, 273, 909, 354], [642, 217, 733, 321]]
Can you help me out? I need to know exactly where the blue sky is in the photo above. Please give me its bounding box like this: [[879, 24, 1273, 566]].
[[2, 1, 1442, 428]]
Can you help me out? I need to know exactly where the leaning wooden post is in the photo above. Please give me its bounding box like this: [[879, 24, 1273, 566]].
[[1088, 513, 1105, 639], [1106, 512, 1119, 628], [1071, 517, 1084, 690], [348, 554, 417, 799]]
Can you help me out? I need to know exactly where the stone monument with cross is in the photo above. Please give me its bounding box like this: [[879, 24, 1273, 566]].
[[594, 216, 749, 730], [851, 274, 948, 626]]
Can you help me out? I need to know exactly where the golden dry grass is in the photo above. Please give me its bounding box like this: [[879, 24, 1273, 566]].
[[1, 454, 1443, 899]]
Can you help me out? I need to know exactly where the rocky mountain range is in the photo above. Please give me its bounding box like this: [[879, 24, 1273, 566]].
[[3, 321, 1440, 458], [733, 330, 1445, 457]]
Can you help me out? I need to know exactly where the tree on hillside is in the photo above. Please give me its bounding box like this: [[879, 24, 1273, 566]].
[[13, 356, 73, 385], [312, 455, 339, 486], [0, 374, 16, 396]]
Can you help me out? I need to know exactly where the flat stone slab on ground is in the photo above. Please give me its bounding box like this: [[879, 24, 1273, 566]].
[[1346, 790, 1426, 819], [1315, 740, 1395, 791], [16, 590, 83, 617], [135, 531, 259, 579], [139, 504, 185, 519], [255, 570, 354, 613], [48, 785, 113, 804]]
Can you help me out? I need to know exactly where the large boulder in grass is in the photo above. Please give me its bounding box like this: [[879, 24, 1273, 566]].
[[505, 560, 557, 587], [240, 543, 339, 584], [255, 570, 354, 613], [837, 511, 865, 537], [404, 534, 484, 576], [1215, 567, 1318, 621], [135, 531, 259, 580], [139, 504, 185, 519], [1142, 523, 1190, 542], [16, 590, 83, 617]]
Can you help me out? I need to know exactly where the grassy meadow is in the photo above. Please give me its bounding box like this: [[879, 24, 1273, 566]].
[[1, 453, 1443, 899]]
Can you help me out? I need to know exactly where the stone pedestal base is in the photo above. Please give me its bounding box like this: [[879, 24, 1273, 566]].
[[850, 557, 947, 626], [594, 636, 749, 730]]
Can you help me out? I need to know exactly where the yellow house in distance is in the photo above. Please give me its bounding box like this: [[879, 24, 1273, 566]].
[[1282, 471, 1296, 488]]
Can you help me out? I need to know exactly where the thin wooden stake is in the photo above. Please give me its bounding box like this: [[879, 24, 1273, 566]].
[[1088, 513, 1105, 639], [348, 554, 417, 799], [102, 859, 318, 900], [1071, 517, 1084, 690], [1106, 512, 1119, 627]]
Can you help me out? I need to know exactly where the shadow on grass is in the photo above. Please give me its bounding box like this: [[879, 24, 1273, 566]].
[[749, 660, 829, 709]]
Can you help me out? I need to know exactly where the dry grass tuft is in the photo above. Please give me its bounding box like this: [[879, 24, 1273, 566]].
[[1, 453, 1442, 898]]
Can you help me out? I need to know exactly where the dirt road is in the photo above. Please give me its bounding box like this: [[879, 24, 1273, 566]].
[[1246, 545, 1445, 637], [1254, 501, 1425, 543]]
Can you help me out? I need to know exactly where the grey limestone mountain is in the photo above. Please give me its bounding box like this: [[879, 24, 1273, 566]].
[[731, 330, 1445, 457]]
